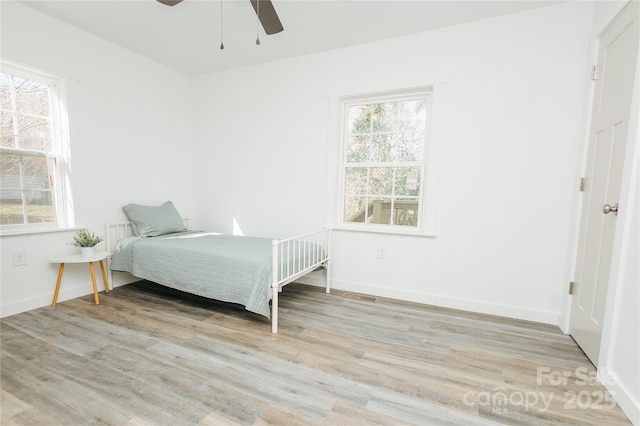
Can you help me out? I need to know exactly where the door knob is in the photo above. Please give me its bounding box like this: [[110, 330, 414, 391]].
[[602, 203, 619, 215]]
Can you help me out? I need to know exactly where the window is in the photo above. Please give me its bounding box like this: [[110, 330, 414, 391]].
[[339, 89, 433, 234], [0, 63, 72, 231]]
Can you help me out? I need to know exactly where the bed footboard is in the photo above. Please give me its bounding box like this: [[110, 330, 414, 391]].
[[271, 228, 331, 333]]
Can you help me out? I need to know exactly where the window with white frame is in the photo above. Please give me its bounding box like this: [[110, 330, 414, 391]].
[[0, 63, 72, 230], [340, 88, 433, 233]]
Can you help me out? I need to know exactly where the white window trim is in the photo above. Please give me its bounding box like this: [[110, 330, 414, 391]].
[[326, 80, 446, 237], [0, 61, 74, 234]]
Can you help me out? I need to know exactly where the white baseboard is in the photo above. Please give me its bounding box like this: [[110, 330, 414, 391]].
[[4, 273, 559, 327], [296, 276, 560, 325], [1, 285, 93, 318], [600, 369, 640, 425], [0, 278, 132, 319]]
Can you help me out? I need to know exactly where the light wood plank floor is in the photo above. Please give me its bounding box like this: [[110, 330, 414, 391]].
[[1, 281, 631, 425]]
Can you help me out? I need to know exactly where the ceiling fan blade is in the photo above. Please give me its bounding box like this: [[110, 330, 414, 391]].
[[249, 0, 284, 35], [157, 0, 184, 6]]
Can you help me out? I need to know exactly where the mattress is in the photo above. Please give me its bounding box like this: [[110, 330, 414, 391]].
[[110, 231, 274, 317]]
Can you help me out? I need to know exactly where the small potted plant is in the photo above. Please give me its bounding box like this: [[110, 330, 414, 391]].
[[70, 228, 104, 257]]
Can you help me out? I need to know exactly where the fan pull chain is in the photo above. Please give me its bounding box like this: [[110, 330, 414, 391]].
[[219, 0, 224, 50], [255, 0, 261, 45]]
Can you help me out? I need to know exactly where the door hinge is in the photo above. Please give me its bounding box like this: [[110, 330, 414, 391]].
[[569, 281, 575, 295], [579, 177, 585, 192], [591, 65, 598, 81]]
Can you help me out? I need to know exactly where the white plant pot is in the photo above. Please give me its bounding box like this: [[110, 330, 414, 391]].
[[80, 247, 95, 258]]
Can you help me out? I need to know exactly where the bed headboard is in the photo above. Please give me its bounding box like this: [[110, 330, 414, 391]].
[[104, 217, 191, 286]]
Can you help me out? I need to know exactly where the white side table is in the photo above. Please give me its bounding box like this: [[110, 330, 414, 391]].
[[50, 251, 110, 306]]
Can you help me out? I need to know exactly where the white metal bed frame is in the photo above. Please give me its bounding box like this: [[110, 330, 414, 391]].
[[105, 219, 331, 333]]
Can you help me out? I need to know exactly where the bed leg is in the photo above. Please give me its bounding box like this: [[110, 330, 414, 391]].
[[325, 262, 331, 293], [272, 286, 279, 333], [107, 257, 113, 291]]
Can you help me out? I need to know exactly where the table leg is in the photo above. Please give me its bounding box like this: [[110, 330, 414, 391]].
[[52, 263, 65, 307], [89, 262, 100, 305], [99, 260, 110, 293]]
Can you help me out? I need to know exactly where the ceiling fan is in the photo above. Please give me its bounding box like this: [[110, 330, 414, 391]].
[[157, 0, 284, 35]]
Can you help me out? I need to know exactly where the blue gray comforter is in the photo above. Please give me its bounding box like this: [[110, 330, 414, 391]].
[[109, 231, 273, 317]]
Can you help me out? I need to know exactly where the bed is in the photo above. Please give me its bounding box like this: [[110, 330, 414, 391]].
[[105, 201, 331, 333]]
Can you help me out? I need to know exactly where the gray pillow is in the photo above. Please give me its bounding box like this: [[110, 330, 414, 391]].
[[122, 201, 186, 238]]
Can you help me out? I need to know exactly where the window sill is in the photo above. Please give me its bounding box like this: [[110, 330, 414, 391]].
[[333, 224, 436, 238], [0, 226, 80, 237]]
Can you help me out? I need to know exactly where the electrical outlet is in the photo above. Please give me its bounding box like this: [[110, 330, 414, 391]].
[[13, 249, 27, 266], [377, 245, 386, 259]]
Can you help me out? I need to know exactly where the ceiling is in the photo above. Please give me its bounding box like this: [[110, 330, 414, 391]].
[[19, 0, 564, 76]]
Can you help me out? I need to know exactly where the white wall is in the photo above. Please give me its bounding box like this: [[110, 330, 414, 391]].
[[0, 1, 194, 316], [193, 1, 594, 324]]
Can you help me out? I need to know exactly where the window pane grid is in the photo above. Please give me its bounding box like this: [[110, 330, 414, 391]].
[[342, 92, 429, 229], [343, 164, 423, 226], [0, 67, 61, 227]]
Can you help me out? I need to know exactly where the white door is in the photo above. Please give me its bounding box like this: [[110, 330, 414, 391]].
[[570, 1, 639, 365]]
